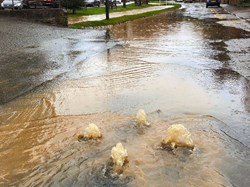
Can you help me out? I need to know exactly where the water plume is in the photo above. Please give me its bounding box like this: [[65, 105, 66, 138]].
[[111, 143, 128, 172], [136, 109, 150, 127], [77, 123, 102, 141], [161, 124, 194, 149]]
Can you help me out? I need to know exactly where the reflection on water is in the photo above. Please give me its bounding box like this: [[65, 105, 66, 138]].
[[0, 9, 250, 187]]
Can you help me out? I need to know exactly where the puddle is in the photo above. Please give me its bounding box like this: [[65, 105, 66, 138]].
[[217, 20, 250, 32]]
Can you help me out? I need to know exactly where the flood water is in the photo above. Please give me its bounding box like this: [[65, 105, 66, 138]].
[[0, 3, 250, 187]]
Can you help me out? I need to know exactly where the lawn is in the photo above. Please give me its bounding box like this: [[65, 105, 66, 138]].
[[69, 4, 181, 28], [68, 3, 155, 18]]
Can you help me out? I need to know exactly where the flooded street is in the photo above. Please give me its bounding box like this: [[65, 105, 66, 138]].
[[0, 3, 250, 187]]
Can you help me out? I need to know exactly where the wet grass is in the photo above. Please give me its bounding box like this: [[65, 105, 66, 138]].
[[69, 4, 181, 29], [68, 4, 155, 18]]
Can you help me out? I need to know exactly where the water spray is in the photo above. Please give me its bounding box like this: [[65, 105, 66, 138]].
[[161, 124, 194, 149], [77, 123, 102, 141], [136, 109, 150, 127], [111, 142, 128, 171]]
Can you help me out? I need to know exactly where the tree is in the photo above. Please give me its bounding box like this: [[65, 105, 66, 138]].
[[123, 0, 126, 8], [61, 0, 84, 14], [105, 0, 109, 19], [135, 0, 142, 6]]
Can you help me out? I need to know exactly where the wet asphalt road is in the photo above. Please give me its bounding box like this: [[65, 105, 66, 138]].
[[0, 3, 250, 187], [0, 4, 249, 104], [0, 17, 114, 104]]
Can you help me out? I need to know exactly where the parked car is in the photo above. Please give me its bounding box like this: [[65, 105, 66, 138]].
[[2, 0, 23, 9], [114, 0, 121, 4], [22, 0, 43, 8], [184, 0, 192, 3], [83, 0, 100, 7], [0, 0, 3, 9], [206, 0, 220, 8], [43, 0, 60, 8]]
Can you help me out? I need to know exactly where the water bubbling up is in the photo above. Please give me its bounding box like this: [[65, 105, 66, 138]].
[[111, 142, 129, 173], [77, 123, 102, 141], [136, 109, 150, 127], [161, 124, 194, 149]]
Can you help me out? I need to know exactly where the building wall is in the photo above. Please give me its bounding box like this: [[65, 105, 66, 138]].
[[228, 0, 240, 5], [0, 9, 67, 26]]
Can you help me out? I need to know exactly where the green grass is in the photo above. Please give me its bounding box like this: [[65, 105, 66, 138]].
[[69, 4, 181, 29], [68, 4, 155, 18]]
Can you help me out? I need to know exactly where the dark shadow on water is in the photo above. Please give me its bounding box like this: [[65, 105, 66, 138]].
[[84, 161, 133, 187], [244, 80, 250, 113], [0, 50, 49, 105], [213, 68, 242, 81]]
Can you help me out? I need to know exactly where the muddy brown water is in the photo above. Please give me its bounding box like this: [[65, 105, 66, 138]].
[[0, 5, 250, 187]]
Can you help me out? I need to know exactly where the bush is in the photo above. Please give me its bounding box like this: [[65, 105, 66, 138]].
[[61, 0, 84, 13]]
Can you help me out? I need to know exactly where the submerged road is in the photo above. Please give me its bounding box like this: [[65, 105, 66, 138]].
[[0, 3, 250, 187]]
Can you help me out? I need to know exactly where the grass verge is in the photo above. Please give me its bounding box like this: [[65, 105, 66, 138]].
[[68, 4, 154, 18], [69, 4, 181, 29]]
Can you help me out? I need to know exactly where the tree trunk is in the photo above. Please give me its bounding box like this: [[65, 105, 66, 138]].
[[105, 0, 109, 20]]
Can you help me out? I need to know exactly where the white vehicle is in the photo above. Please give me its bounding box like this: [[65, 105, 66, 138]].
[[83, 0, 100, 7], [114, 0, 121, 4], [2, 0, 23, 9], [1, 0, 4, 9]]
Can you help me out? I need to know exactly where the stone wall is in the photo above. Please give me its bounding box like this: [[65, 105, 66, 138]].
[[0, 9, 67, 26]]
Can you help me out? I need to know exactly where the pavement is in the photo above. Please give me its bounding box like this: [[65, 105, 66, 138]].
[[221, 4, 250, 22]]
